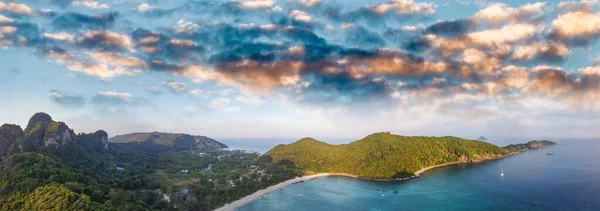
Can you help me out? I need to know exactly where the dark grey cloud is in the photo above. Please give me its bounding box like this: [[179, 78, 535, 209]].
[[425, 19, 474, 37], [0, 20, 44, 46], [345, 26, 385, 48], [52, 12, 118, 30], [296, 71, 393, 105], [78, 30, 131, 51], [49, 90, 86, 108]]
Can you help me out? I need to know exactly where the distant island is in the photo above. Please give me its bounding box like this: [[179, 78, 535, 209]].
[[265, 132, 556, 180], [110, 132, 228, 150]]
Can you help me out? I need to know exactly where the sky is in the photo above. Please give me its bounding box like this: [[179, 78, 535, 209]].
[[0, 0, 599, 142]]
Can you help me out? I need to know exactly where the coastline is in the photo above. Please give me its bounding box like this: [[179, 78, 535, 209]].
[[214, 151, 526, 211]]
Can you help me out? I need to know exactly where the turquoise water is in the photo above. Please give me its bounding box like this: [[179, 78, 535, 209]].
[[237, 140, 600, 210]]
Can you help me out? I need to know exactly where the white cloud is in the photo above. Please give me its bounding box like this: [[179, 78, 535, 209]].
[[44, 32, 76, 43], [208, 97, 232, 110], [162, 81, 187, 92], [297, 0, 322, 7], [237, 0, 275, 9], [97, 91, 133, 103], [0, 2, 35, 16], [0, 15, 13, 24], [73, 0, 110, 9], [550, 11, 600, 41], [184, 106, 199, 113], [472, 2, 546, 23], [173, 19, 199, 34], [288, 10, 312, 22], [367, 0, 436, 16], [86, 51, 147, 69], [134, 3, 153, 12], [235, 95, 265, 106]]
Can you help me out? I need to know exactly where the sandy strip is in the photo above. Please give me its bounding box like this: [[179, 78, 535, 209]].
[[214, 173, 357, 211]]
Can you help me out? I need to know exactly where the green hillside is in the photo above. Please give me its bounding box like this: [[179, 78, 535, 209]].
[[109, 132, 228, 150], [265, 132, 556, 179]]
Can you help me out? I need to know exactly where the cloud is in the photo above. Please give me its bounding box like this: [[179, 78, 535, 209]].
[[78, 30, 133, 51], [297, 0, 323, 8], [134, 4, 153, 12], [49, 90, 86, 108], [86, 51, 147, 69], [511, 41, 570, 62], [0, 15, 13, 23], [549, 11, 600, 46], [72, 0, 109, 9], [52, 12, 118, 30], [39, 46, 140, 79], [557, 0, 599, 12], [344, 26, 386, 48], [0, 2, 35, 16], [366, 0, 436, 16], [92, 91, 133, 105], [213, 60, 303, 93], [288, 10, 312, 22], [234, 0, 275, 10], [44, 32, 75, 43], [208, 97, 239, 112], [235, 94, 265, 106], [162, 81, 187, 92], [184, 105, 198, 113], [472, 2, 546, 24], [425, 19, 474, 37]]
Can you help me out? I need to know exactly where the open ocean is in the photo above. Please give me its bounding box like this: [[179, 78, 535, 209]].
[[235, 140, 600, 211]]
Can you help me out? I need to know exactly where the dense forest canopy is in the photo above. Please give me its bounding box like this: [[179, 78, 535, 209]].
[[266, 132, 556, 179], [0, 113, 298, 211]]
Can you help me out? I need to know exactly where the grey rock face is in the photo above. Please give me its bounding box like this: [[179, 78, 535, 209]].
[[0, 124, 24, 160], [92, 130, 109, 152]]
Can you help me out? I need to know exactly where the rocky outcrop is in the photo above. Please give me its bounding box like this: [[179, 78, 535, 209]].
[[43, 122, 75, 146], [0, 124, 24, 160], [23, 112, 75, 151], [92, 130, 109, 152]]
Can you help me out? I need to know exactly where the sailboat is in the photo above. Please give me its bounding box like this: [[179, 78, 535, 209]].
[[500, 168, 504, 177]]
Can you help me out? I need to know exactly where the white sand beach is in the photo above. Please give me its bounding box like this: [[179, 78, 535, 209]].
[[214, 173, 358, 211]]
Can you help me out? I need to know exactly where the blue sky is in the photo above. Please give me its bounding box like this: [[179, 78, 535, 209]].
[[1, 0, 599, 141]]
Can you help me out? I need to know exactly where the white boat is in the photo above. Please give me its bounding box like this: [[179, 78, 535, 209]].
[[500, 168, 504, 177], [298, 194, 303, 197]]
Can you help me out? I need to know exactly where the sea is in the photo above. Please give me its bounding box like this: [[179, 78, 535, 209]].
[[227, 139, 600, 211]]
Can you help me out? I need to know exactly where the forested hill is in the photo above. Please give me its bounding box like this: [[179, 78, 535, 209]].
[[0, 113, 299, 210], [110, 132, 228, 150], [265, 132, 556, 179]]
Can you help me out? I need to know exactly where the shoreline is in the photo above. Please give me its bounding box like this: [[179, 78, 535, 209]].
[[214, 151, 527, 211]]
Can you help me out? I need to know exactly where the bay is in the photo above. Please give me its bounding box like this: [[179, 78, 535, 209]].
[[237, 140, 600, 211]]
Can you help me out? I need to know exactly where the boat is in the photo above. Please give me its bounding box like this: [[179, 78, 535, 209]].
[[547, 151, 554, 155], [381, 194, 385, 197], [532, 202, 538, 206], [500, 168, 504, 177], [298, 194, 303, 197]]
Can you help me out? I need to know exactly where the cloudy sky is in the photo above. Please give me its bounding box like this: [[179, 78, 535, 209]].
[[0, 0, 599, 142]]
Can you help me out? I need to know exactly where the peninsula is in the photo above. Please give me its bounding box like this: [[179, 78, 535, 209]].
[[265, 132, 556, 179]]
